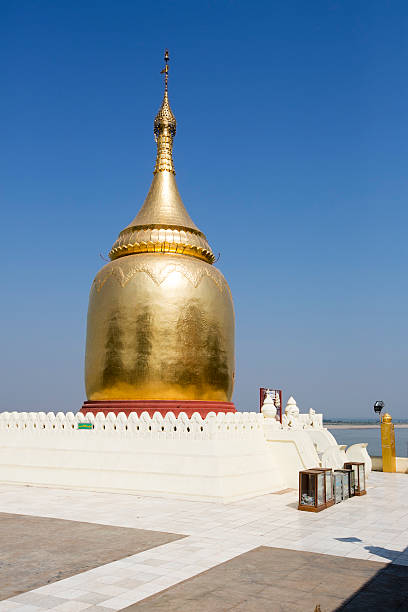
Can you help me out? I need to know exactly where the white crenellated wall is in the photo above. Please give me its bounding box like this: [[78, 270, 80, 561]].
[[262, 395, 372, 476], [0, 409, 269, 439], [0, 402, 370, 501], [0, 410, 287, 502]]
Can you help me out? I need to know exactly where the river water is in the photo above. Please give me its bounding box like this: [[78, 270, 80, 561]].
[[328, 427, 408, 457]]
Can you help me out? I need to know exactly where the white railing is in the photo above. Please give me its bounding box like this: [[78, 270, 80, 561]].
[[0, 410, 264, 441]]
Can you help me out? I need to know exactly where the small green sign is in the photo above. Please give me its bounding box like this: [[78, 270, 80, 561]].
[[78, 422, 94, 430]]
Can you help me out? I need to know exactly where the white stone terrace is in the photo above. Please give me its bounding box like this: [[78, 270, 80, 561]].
[[1, 471, 407, 611]]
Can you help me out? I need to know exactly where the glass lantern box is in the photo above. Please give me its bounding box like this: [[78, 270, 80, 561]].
[[298, 469, 326, 512], [322, 468, 334, 508], [334, 468, 354, 499], [344, 462, 366, 496], [333, 471, 343, 504], [309, 468, 334, 508]]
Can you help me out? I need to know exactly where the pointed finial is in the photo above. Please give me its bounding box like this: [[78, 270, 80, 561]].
[[154, 49, 177, 172], [155, 48, 176, 139], [160, 48, 170, 92], [108, 49, 215, 265]]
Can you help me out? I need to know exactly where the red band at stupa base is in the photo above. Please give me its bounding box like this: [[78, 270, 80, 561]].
[[80, 399, 236, 419]]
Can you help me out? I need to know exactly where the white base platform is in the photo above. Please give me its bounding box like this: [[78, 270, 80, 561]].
[[0, 411, 295, 503]]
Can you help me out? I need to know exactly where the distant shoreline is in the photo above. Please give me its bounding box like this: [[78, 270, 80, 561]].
[[326, 424, 408, 429]]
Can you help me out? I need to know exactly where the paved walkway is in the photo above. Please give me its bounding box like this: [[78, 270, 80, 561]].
[[122, 546, 408, 611], [1, 472, 408, 611], [0, 513, 183, 601]]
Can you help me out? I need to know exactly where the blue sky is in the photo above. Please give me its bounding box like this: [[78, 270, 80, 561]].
[[1, 1, 407, 418]]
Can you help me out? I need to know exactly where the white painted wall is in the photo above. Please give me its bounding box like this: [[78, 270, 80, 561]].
[[304, 429, 339, 453], [345, 443, 372, 474], [0, 411, 287, 502], [263, 428, 321, 488], [0, 407, 372, 501]]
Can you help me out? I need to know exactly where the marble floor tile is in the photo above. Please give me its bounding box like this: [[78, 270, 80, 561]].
[[1, 472, 407, 611]]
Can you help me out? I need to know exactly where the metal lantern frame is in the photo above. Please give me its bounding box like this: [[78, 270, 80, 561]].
[[344, 461, 367, 496], [334, 468, 355, 499], [333, 471, 343, 504], [298, 469, 327, 513], [308, 468, 334, 508]]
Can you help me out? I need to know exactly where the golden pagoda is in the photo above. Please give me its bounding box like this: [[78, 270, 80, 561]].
[[82, 50, 235, 417]]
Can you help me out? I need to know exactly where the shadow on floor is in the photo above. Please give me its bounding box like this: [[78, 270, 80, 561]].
[[0, 512, 184, 601], [335, 537, 362, 543], [122, 545, 408, 612], [363, 545, 404, 561], [336, 545, 408, 610]]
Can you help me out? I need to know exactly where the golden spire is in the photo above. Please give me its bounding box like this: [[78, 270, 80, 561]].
[[109, 50, 215, 264], [154, 49, 177, 174]]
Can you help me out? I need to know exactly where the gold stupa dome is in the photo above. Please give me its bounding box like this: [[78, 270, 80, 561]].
[[83, 50, 235, 409]]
